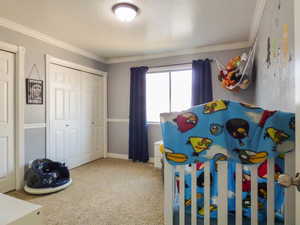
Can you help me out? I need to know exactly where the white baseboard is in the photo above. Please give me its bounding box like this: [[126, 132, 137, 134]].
[[107, 153, 128, 160], [107, 153, 154, 163], [149, 157, 154, 163]]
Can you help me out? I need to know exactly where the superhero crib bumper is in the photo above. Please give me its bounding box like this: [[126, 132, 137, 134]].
[[24, 159, 72, 195]]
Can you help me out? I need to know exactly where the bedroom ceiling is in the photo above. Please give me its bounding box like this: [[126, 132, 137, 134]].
[[0, 0, 257, 61]]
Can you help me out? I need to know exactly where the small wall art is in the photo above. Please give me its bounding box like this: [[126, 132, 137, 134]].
[[26, 78, 43, 104]]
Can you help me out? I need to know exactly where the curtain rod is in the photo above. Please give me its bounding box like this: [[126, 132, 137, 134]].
[[148, 59, 214, 69]]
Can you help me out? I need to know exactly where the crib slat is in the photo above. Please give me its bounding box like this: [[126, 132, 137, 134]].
[[250, 165, 258, 225], [164, 158, 174, 225], [217, 161, 228, 225], [191, 164, 197, 225], [267, 158, 275, 225], [284, 152, 295, 225], [235, 163, 243, 225], [204, 161, 211, 225], [179, 165, 185, 225]]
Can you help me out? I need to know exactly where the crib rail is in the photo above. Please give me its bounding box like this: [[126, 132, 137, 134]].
[[164, 153, 295, 225]]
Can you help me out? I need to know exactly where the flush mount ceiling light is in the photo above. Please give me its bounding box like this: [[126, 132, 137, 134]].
[[112, 3, 139, 22]]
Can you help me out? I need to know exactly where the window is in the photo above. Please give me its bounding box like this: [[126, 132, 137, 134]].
[[146, 69, 192, 122]]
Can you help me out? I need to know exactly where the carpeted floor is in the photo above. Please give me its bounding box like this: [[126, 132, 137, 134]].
[[9, 159, 164, 225]]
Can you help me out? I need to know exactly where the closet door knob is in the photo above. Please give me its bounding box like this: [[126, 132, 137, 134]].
[[65, 124, 70, 127]]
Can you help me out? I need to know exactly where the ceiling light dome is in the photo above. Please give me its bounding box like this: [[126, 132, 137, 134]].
[[112, 3, 139, 22]]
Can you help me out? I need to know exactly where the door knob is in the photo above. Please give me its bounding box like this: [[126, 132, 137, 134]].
[[278, 173, 300, 192], [65, 124, 70, 127]]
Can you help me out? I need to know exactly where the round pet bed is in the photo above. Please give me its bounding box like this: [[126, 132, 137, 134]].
[[24, 159, 72, 195]]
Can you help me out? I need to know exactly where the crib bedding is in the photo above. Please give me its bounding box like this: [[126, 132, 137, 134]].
[[174, 157, 285, 223], [173, 207, 284, 225], [160, 99, 295, 166], [160, 100, 295, 222]]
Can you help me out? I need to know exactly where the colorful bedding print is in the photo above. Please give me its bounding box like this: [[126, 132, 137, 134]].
[[160, 100, 295, 166], [173, 158, 285, 222], [160, 100, 294, 222]]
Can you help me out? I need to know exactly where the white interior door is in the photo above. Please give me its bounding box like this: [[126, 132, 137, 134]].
[[49, 64, 81, 167], [0, 50, 15, 193], [80, 72, 104, 163], [93, 75, 105, 157]]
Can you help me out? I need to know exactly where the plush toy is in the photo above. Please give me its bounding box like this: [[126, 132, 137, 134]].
[[218, 53, 250, 91]]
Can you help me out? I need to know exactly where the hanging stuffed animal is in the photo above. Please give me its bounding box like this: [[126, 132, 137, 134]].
[[216, 40, 257, 92], [217, 53, 250, 92]]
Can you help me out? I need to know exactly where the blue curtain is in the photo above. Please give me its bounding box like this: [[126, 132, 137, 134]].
[[191, 59, 213, 106], [129, 66, 149, 162]]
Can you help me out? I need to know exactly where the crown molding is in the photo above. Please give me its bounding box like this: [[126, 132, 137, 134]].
[[248, 0, 267, 44], [106, 41, 251, 64], [0, 17, 106, 63], [46, 54, 107, 76]]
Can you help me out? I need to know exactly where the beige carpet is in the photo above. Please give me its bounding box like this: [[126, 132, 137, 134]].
[[9, 159, 164, 225]]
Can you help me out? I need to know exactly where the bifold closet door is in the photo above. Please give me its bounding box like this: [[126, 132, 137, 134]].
[[49, 65, 105, 169], [0, 50, 15, 193], [49, 64, 81, 167], [80, 72, 104, 161]]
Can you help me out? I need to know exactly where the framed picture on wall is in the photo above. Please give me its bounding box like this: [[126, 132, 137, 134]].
[[26, 78, 43, 104]]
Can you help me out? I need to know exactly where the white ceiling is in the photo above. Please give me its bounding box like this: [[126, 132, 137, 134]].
[[0, 0, 257, 61]]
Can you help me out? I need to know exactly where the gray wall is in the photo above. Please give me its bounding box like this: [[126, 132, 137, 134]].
[[254, 0, 294, 112], [108, 48, 255, 157], [0, 26, 107, 165]]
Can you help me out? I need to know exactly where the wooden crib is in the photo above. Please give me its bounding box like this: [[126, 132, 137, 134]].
[[163, 153, 296, 225]]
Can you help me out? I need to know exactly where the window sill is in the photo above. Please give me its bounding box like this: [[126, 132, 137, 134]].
[[147, 122, 161, 126]]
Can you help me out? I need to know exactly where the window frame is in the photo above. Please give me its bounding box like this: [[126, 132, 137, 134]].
[[146, 64, 192, 124]]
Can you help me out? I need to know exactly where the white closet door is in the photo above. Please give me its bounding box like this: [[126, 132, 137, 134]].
[[0, 50, 15, 193], [49, 65, 105, 169], [93, 75, 105, 157], [49, 64, 81, 167], [80, 72, 104, 160]]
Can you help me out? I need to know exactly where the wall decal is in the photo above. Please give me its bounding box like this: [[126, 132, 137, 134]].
[[282, 24, 289, 66], [266, 37, 271, 68], [271, 39, 278, 58]]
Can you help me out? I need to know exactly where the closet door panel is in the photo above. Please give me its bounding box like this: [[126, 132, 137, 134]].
[[69, 91, 79, 121], [0, 137, 8, 179], [80, 73, 104, 158], [94, 77, 104, 127], [66, 127, 80, 158], [0, 81, 8, 124], [55, 89, 65, 120], [0, 48, 15, 192], [80, 73, 93, 154], [95, 126, 104, 153], [49, 66, 105, 169], [64, 68, 81, 168], [92, 76, 104, 156], [50, 65, 68, 163], [54, 128, 65, 163], [49, 65, 81, 167]]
